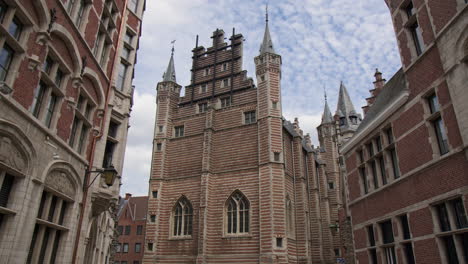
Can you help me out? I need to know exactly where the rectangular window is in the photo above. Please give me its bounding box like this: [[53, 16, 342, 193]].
[[428, 94, 439, 114], [274, 152, 280, 162], [0, 0, 7, 23], [117, 62, 128, 91], [376, 136, 382, 152], [148, 243, 153, 251], [272, 101, 277, 109], [32, 82, 47, 118], [66, 0, 75, 13], [389, 148, 400, 179], [150, 215, 156, 222], [451, 198, 468, 229], [44, 93, 58, 128], [8, 17, 22, 40], [198, 103, 208, 113], [378, 156, 387, 185], [55, 68, 64, 87], [409, 22, 425, 56], [108, 121, 119, 138], [123, 243, 129, 253], [222, 78, 230, 88], [0, 44, 14, 81], [369, 249, 378, 264], [152, 191, 158, 199], [158, 126, 163, 133], [386, 128, 394, 144], [360, 167, 368, 194], [442, 236, 458, 263], [367, 225, 375, 246], [399, 214, 411, 240], [43, 56, 53, 74], [328, 182, 334, 189], [403, 242, 416, 264], [102, 140, 116, 167], [358, 149, 364, 163], [128, 0, 138, 13], [75, 0, 86, 27], [135, 243, 141, 253], [100, 43, 109, 66], [380, 220, 394, 244], [200, 84, 207, 93], [125, 225, 131, 235], [156, 143, 162, 151], [0, 173, 14, 207], [117, 225, 123, 235], [222, 62, 228, 71], [174, 126, 184, 138], [122, 46, 131, 61], [93, 32, 103, 57], [367, 142, 374, 157], [136, 225, 143, 235], [203, 68, 210, 76], [124, 32, 133, 44], [371, 160, 378, 189], [221, 97, 231, 108], [436, 203, 451, 232], [434, 117, 449, 155], [244, 111, 256, 124]]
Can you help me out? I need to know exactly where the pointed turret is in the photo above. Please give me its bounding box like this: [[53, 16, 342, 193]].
[[335, 81, 361, 133], [259, 5, 275, 54], [163, 46, 176, 82], [321, 97, 333, 124]]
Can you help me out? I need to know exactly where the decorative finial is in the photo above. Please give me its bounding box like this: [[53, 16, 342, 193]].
[[266, 2, 269, 23], [324, 85, 327, 102], [171, 40, 176, 55]]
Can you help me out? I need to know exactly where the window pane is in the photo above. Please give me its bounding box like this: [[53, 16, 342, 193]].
[[32, 82, 47, 118], [44, 94, 58, 128], [436, 203, 451, 232], [0, 173, 14, 207], [400, 214, 411, 240], [442, 236, 459, 264], [0, 44, 14, 81], [428, 94, 439, 114], [360, 167, 368, 194], [69, 117, 80, 147], [371, 161, 378, 189], [8, 17, 22, 40], [434, 118, 449, 155], [379, 157, 387, 185], [55, 69, 64, 87], [367, 225, 375, 246], [403, 242, 416, 264], [117, 63, 128, 90], [380, 220, 394, 244], [451, 198, 468, 229], [390, 148, 400, 179]]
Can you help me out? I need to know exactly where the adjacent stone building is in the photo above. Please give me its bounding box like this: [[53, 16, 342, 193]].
[[341, 0, 468, 263], [115, 193, 148, 264], [0, 0, 145, 263], [144, 12, 358, 263]]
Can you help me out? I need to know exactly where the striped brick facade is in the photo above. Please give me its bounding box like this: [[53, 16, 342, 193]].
[[144, 27, 346, 264]]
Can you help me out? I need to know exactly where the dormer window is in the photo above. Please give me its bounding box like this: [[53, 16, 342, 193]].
[[339, 117, 346, 126], [350, 116, 358, 124]]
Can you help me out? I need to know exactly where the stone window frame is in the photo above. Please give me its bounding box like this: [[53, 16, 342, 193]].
[[31, 47, 73, 131], [378, 219, 397, 264], [221, 62, 229, 72], [431, 197, 468, 264], [356, 126, 400, 196], [396, 213, 416, 264], [365, 224, 378, 264], [173, 124, 185, 138], [400, 0, 425, 58], [197, 102, 208, 113], [0, 0, 34, 89], [243, 110, 256, 125], [63, 0, 92, 34], [224, 190, 250, 237], [169, 196, 193, 240], [199, 83, 208, 93], [285, 195, 295, 238], [422, 89, 450, 157], [220, 78, 231, 88], [69, 87, 96, 155], [220, 96, 231, 108], [27, 180, 76, 264]]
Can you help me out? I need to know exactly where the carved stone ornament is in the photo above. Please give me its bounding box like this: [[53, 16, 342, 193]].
[[0, 136, 27, 173], [45, 170, 76, 198]]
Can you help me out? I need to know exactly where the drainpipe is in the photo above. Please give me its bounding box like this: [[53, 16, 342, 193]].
[[71, 0, 129, 262]]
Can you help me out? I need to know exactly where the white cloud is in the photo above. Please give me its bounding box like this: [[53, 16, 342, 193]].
[[121, 0, 401, 196]]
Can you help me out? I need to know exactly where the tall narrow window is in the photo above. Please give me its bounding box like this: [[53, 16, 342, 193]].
[[428, 94, 449, 155], [378, 156, 387, 185], [286, 197, 294, 235], [226, 191, 249, 234], [75, 0, 86, 27], [31, 82, 47, 118], [389, 148, 400, 179], [69, 117, 80, 147], [380, 220, 396, 264], [116, 62, 128, 91], [386, 128, 394, 144], [360, 167, 368, 194], [0, 173, 14, 208], [128, 0, 138, 13], [409, 22, 424, 56], [172, 197, 193, 237], [8, 17, 22, 40], [370, 160, 378, 189], [0, 44, 14, 81], [44, 93, 58, 128], [367, 225, 378, 264]]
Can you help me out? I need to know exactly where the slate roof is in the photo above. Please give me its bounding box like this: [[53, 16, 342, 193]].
[[356, 68, 407, 134], [321, 100, 333, 124], [163, 47, 176, 82], [259, 11, 275, 54], [118, 196, 148, 221]]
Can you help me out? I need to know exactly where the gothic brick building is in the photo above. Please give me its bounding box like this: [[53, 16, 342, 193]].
[[341, 0, 468, 263], [0, 0, 145, 263], [144, 13, 359, 263]]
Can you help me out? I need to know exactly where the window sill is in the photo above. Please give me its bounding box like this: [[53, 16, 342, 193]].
[[435, 228, 468, 237], [222, 234, 252, 239], [36, 218, 69, 231], [168, 236, 193, 241], [0, 206, 17, 215]]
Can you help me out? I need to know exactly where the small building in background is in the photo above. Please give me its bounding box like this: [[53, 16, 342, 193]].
[[114, 193, 148, 264]]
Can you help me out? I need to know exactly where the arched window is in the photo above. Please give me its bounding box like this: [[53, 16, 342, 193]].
[[226, 191, 249, 234], [173, 197, 193, 236], [286, 196, 294, 235]]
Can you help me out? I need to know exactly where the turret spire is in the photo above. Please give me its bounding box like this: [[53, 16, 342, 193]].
[[321, 94, 333, 124], [335, 81, 361, 132], [259, 4, 275, 54], [163, 41, 176, 82]]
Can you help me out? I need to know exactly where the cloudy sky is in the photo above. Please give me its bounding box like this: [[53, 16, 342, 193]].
[[121, 0, 402, 196]]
